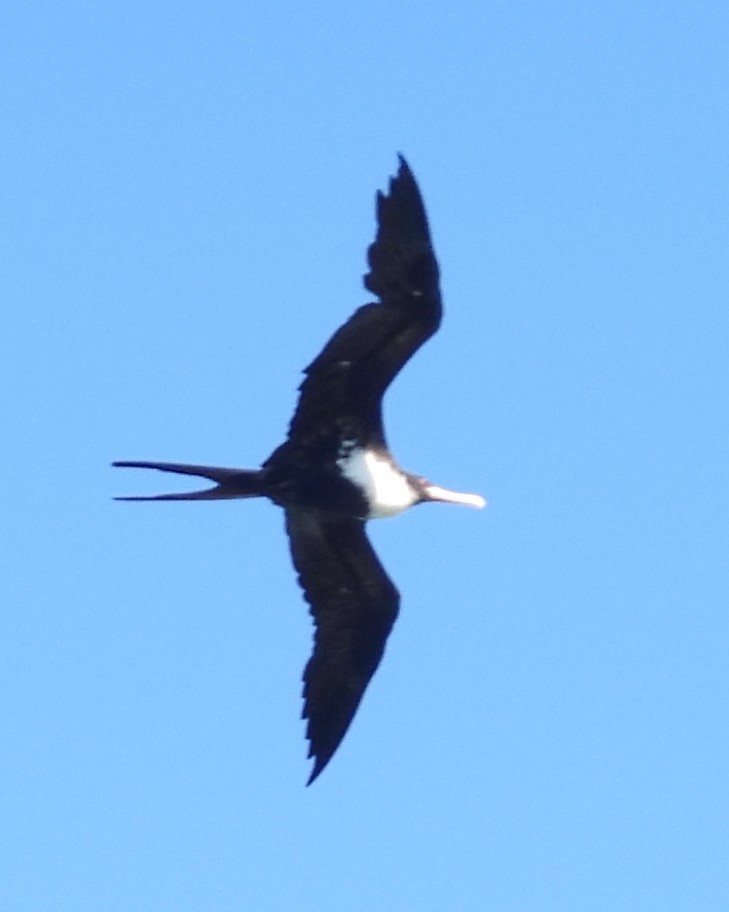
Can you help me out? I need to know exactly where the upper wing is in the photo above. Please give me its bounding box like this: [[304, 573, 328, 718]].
[[284, 507, 400, 784], [285, 156, 442, 451]]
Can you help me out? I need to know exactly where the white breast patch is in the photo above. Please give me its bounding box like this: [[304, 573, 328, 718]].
[[337, 447, 419, 519]]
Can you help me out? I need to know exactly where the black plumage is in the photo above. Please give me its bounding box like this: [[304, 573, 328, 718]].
[[114, 156, 484, 783]]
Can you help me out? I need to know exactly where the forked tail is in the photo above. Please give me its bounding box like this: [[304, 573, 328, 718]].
[[112, 460, 267, 501]]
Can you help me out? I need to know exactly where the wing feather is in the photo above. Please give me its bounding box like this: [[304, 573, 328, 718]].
[[284, 507, 400, 784], [285, 156, 442, 451]]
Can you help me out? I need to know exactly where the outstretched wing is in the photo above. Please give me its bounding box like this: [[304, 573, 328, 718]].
[[284, 507, 400, 784], [285, 156, 442, 451]]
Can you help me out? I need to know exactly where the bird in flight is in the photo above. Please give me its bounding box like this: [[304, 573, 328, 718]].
[[114, 156, 485, 784]]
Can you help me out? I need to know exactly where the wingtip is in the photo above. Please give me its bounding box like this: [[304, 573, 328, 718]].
[[395, 152, 412, 179], [305, 758, 327, 787], [305, 770, 318, 787]]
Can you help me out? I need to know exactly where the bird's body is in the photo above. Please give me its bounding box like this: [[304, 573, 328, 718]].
[[115, 157, 485, 784]]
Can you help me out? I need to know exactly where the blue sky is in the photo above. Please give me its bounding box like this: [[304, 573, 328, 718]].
[[3, 2, 728, 909]]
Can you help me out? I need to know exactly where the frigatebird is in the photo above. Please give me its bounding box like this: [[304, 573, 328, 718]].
[[114, 156, 485, 784]]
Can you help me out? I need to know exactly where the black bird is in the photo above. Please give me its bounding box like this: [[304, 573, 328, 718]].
[[114, 156, 485, 784]]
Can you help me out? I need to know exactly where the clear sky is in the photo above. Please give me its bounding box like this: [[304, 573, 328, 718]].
[[3, 3, 728, 910]]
